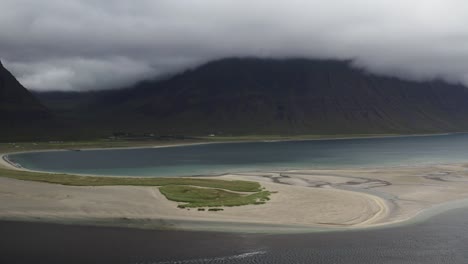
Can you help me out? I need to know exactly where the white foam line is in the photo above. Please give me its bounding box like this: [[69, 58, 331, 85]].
[[134, 250, 267, 264]]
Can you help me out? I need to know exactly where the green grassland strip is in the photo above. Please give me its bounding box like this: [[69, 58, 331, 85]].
[[0, 168, 262, 192]]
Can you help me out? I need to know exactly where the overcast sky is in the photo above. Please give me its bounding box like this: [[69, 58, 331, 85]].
[[1, 0, 468, 91]]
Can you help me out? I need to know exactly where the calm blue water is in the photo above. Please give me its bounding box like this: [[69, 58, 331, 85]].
[[9, 133, 468, 176]]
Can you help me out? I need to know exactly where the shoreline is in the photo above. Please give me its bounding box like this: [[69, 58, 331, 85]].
[[2, 131, 466, 177], [1, 154, 23, 170], [0, 175, 391, 233], [2, 194, 467, 234], [2, 133, 468, 233], [2, 130, 465, 157], [3, 161, 468, 233]]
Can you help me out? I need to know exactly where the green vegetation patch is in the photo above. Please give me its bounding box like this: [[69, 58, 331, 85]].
[[159, 185, 271, 208], [0, 167, 262, 192], [0, 167, 272, 208]]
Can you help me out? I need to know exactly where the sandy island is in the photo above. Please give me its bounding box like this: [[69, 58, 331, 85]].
[[2, 151, 468, 233]]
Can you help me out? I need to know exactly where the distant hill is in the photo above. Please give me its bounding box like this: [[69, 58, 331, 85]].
[[37, 58, 468, 136], [0, 60, 60, 141]]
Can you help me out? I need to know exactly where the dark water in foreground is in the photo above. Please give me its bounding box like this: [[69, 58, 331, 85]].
[[2, 207, 468, 264], [10, 133, 468, 176]]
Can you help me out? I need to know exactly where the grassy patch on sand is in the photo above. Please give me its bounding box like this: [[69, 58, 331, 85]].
[[0, 167, 271, 208], [159, 185, 271, 208], [0, 167, 262, 192]]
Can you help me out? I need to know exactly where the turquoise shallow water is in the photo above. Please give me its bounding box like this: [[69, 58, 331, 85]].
[[9, 133, 468, 176]]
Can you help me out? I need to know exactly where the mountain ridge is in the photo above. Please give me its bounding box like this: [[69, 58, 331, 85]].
[[25, 57, 468, 137]]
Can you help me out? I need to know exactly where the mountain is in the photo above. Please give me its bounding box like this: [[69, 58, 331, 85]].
[[37, 58, 468, 136], [0, 60, 50, 120], [0, 60, 57, 140]]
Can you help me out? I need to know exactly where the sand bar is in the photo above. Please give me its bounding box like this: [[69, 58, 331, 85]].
[[2, 148, 468, 232]]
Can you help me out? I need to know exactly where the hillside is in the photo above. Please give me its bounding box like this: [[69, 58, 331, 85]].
[[36, 58, 468, 136], [0, 60, 59, 141], [0, 61, 50, 120]]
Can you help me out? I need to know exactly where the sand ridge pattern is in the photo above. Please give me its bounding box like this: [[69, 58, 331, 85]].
[[3, 151, 468, 232]]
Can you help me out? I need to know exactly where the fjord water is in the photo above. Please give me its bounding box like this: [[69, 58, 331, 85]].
[[10, 133, 468, 176], [2, 207, 468, 263], [6, 134, 468, 264]]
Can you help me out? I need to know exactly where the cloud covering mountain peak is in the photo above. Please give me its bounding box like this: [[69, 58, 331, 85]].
[[2, 0, 468, 91]]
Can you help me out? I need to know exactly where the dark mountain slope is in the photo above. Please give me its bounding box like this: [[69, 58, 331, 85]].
[[0, 60, 62, 141], [0, 61, 50, 121], [38, 58, 468, 136]]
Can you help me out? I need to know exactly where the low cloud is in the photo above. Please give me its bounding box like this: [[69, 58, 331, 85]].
[[6, 57, 156, 91], [1, 0, 468, 91]]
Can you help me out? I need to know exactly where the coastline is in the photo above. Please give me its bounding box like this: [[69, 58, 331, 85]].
[[1, 154, 24, 171], [0, 175, 390, 233], [0, 149, 389, 232], [3, 160, 468, 233], [2, 133, 468, 233], [2, 131, 466, 176], [2, 130, 465, 158]]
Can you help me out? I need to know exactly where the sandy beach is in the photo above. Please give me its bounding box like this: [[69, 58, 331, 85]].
[[3, 147, 468, 233]]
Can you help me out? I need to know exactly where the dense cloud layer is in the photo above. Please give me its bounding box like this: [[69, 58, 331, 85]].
[[1, 0, 468, 91]]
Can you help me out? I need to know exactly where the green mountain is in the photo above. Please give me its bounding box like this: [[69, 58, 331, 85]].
[[37, 58, 468, 136]]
